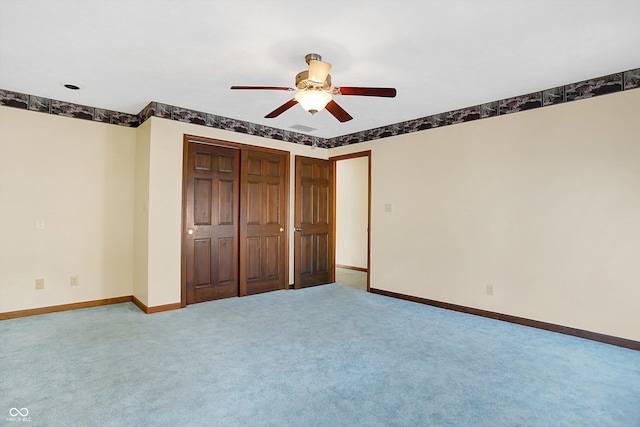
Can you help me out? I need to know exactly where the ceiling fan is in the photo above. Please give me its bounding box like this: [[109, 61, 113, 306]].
[[231, 53, 397, 122]]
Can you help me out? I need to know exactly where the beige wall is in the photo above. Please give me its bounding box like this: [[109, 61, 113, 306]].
[[336, 157, 368, 269], [331, 89, 640, 342], [2, 89, 639, 343], [133, 119, 151, 306], [0, 108, 325, 312], [0, 107, 136, 312]]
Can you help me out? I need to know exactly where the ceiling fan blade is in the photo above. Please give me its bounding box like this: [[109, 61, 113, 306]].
[[231, 85, 294, 91], [325, 100, 353, 122], [265, 99, 299, 118], [334, 87, 397, 97]]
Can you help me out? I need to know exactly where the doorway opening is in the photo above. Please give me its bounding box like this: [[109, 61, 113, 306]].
[[331, 151, 371, 292]]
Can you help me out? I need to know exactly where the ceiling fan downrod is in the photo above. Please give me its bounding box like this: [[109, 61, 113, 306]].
[[305, 53, 322, 64]]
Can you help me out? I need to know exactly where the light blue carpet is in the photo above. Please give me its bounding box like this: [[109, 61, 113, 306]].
[[1, 281, 639, 426]]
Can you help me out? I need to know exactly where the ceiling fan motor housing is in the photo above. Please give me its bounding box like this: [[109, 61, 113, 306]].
[[295, 70, 332, 91]]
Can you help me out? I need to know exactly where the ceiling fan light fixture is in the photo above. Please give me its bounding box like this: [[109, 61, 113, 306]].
[[307, 59, 332, 85], [294, 90, 332, 115]]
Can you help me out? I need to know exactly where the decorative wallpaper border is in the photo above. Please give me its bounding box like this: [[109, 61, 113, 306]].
[[1, 67, 638, 148], [137, 101, 325, 148], [0, 91, 140, 127], [326, 68, 639, 148]]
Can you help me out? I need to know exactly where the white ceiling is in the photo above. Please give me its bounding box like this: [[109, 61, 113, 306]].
[[1, 0, 639, 139]]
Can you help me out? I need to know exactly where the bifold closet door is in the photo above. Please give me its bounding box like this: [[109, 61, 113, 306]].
[[240, 149, 287, 296], [184, 143, 240, 304]]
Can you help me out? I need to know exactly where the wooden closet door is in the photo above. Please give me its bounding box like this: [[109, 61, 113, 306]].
[[240, 149, 288, 296], [184, 142, 240, 303], [294, 156, 335, 288]]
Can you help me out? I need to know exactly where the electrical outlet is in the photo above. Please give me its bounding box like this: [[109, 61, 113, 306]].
[[35, 278, 44, 290], [486, 285, 494, 296], [70, 276, 79, 286]]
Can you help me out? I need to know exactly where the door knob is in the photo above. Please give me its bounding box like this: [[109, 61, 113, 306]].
[[295, 227, 302, 232], [187, 229, 193, 235], [279, 227, 284, 232]]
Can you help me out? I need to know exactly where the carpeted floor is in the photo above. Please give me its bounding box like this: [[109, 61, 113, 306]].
[[335, 267, 367, 291], [1, 278, 639, 426]]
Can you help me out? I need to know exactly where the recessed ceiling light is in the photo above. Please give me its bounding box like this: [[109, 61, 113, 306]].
[[64, 84, 80, 90]]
